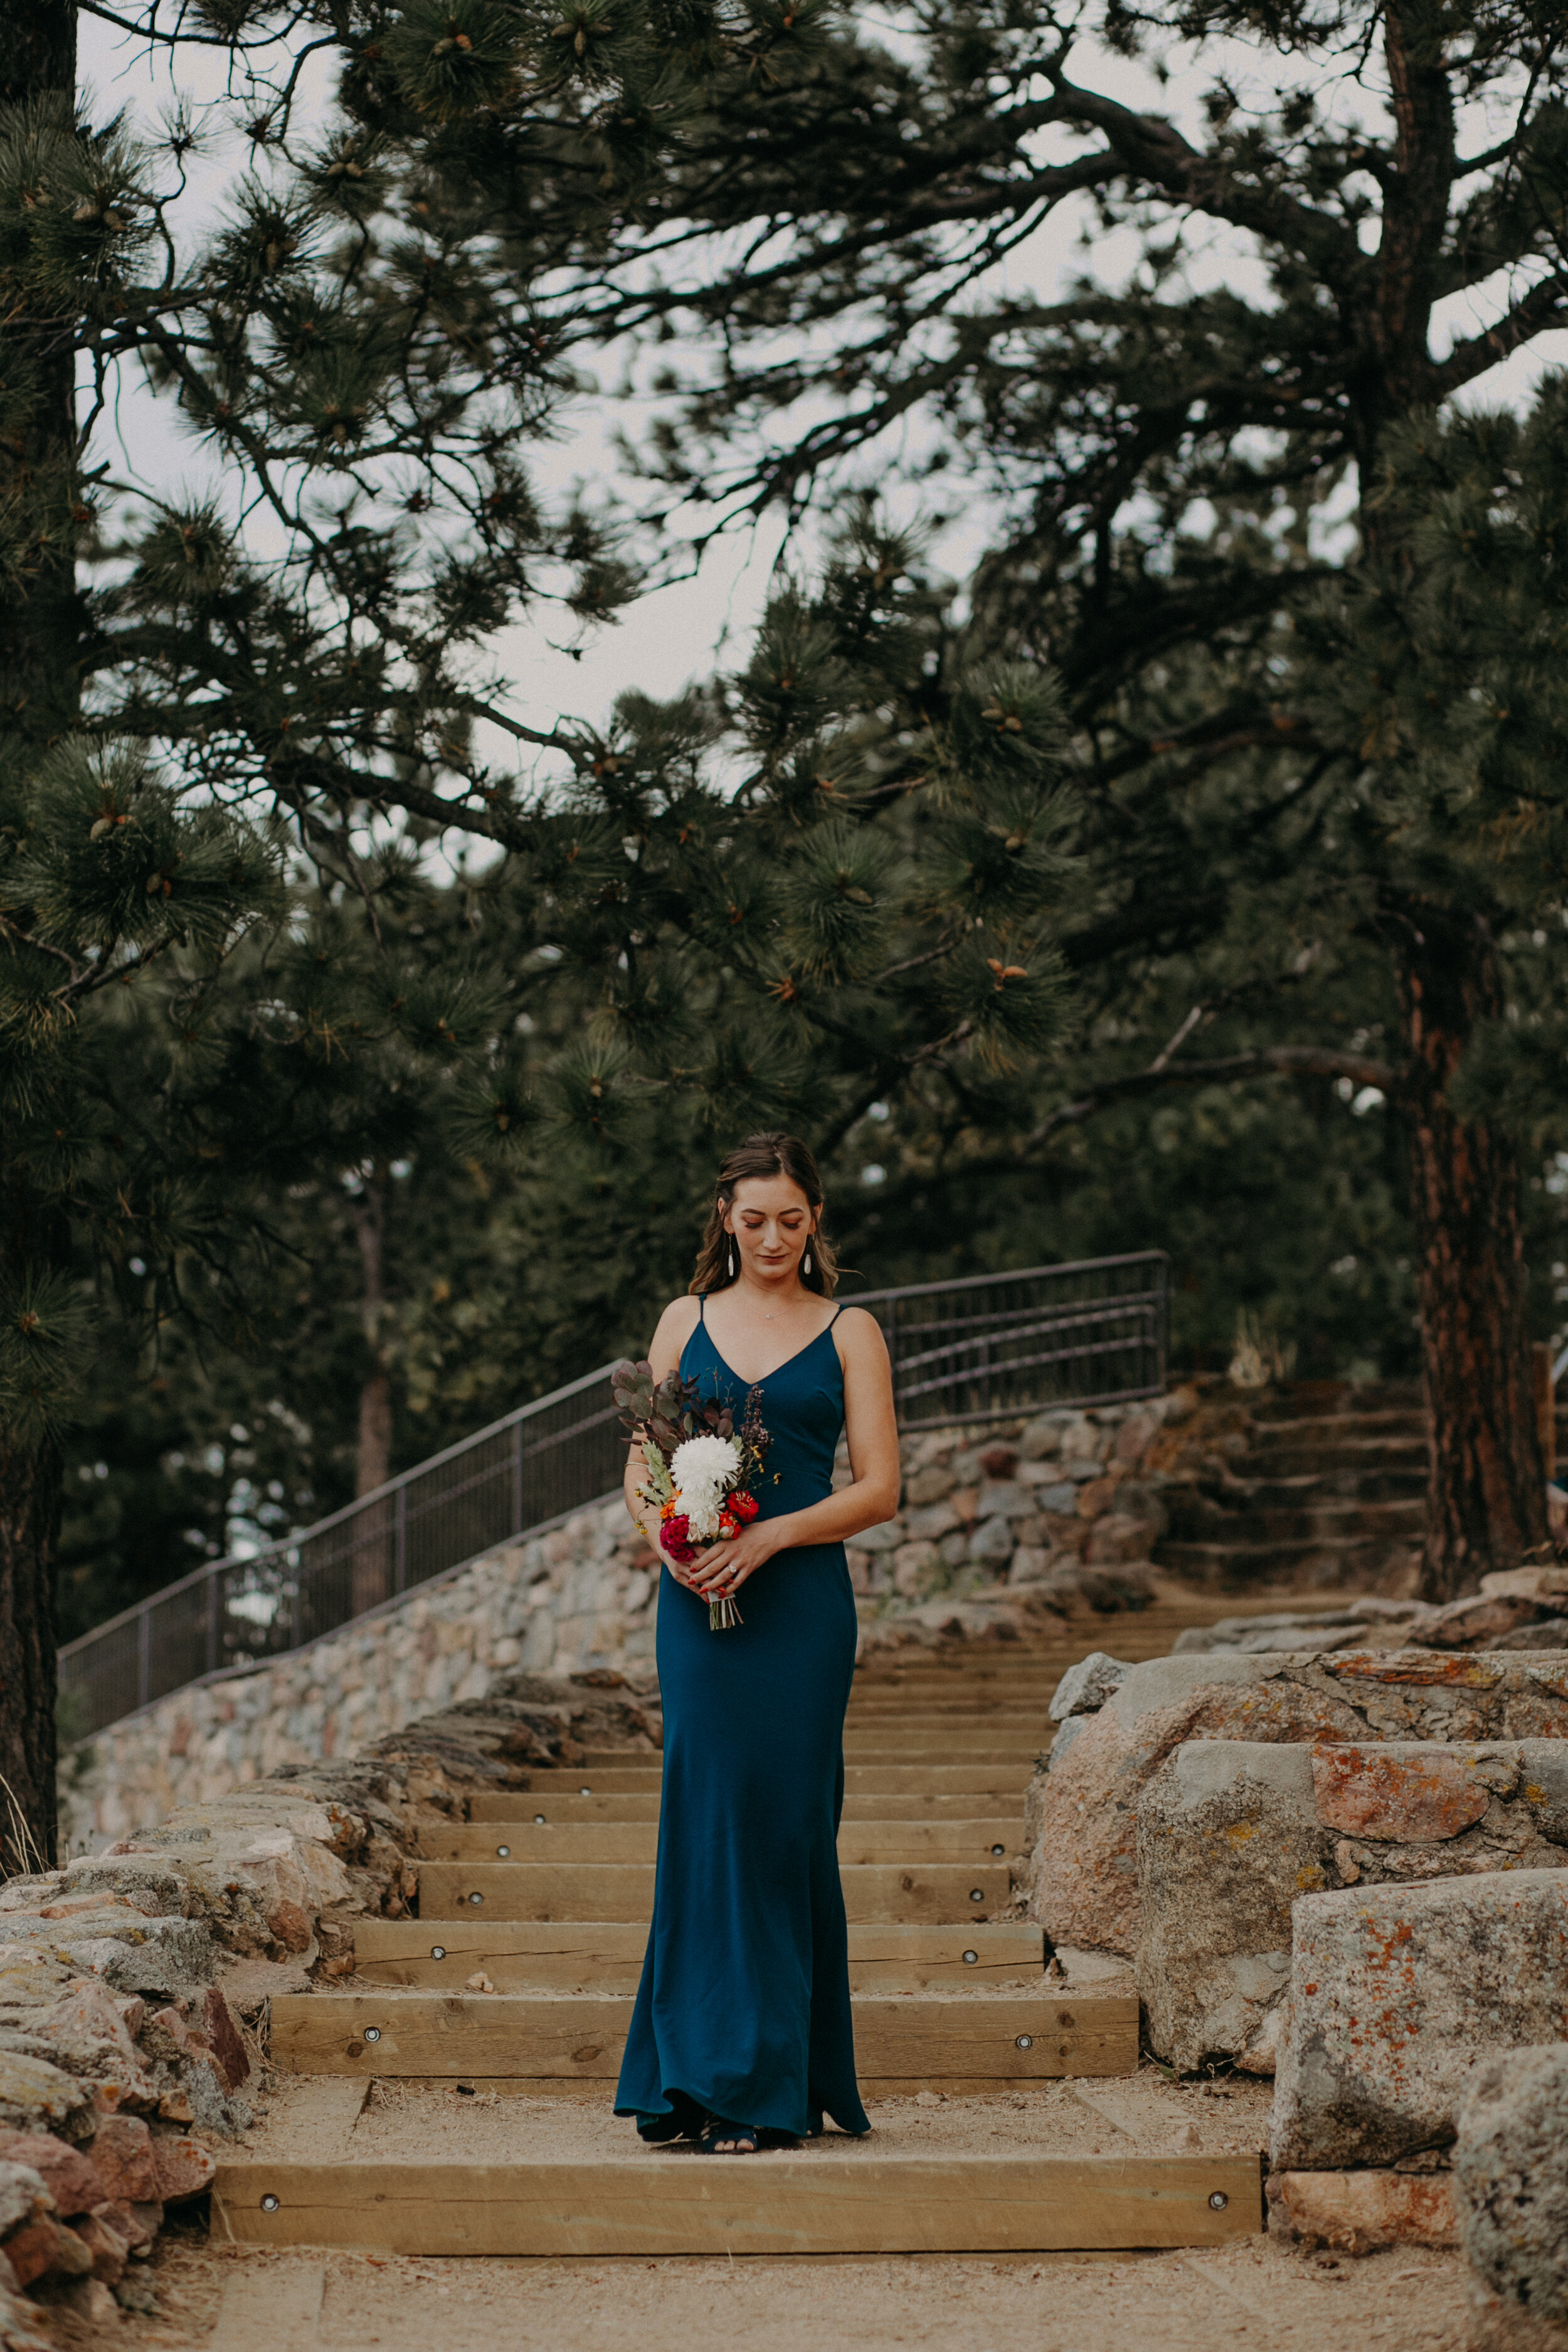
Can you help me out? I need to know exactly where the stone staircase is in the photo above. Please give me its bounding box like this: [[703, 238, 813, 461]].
[[1154, 1381, 1428, 1594], [211, 1599, 1266, 2259]]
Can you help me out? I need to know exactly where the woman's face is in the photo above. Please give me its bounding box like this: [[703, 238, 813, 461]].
[[724, 1175, 817, 1282]]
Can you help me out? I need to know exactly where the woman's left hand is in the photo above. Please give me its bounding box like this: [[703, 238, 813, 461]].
[[683, 1522, 781, 1599]]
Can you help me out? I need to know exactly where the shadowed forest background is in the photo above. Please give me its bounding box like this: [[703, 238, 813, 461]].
[[6, 0, 1567, 1700]]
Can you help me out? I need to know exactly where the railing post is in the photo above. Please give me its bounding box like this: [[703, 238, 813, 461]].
[[206, 1569, 219, 1677], [395, 1484, 408, 1596], [511, 1417, 524, 1534], [137, 1605, 151, 1712]]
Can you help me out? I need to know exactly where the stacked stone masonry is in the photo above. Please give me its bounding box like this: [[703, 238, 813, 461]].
[[0, 1672, 659, 2335], [63, 1395, 1178, 1851]]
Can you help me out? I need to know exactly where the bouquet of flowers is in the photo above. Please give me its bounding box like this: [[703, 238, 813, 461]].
[[611, 1360, 771, 1629]]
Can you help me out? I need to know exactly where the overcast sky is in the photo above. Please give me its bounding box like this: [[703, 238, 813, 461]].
[[81, 9, 1568, 762]]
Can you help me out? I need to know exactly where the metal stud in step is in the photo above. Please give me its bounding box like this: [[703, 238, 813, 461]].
[[580, 1786, 591, 1795], [534, 1813, 546, 1823], [469, 1892, 484, 1905], [1209, 2193, 1229, 2212], [430, 1946, 447, 1960], [496, 1845, 511, 1857], [969, 1889, 985, 1904], [990, 1843, 1005, 1855], [1015, 2035, 1033, 2051], [261, 2195, 280, 2212], [961, 1951, 978, 1966], [363, 2026, 381, 2043]]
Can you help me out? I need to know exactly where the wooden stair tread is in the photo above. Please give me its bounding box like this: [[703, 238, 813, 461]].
[[213, 2153, 1261, 2254], [479, 1792, 1027, 1824], [270, 1990, 1136, 2084], [350, 1919, 1047, 1991], [416, 1859, 1012, 1923], [479, 1767, 1030, 1801], [573, 1744, 1037, 1766], [838, 1742, 1037, 1759], [428, 1821, 1020, 1865], [842, 1711, 1045, 1725]]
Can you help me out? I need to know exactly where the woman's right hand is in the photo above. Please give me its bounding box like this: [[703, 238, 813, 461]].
[[654, 1534, 697, 1587]]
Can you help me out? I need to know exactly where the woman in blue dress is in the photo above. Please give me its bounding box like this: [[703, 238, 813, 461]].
[[615, 1131, 900, 2154]]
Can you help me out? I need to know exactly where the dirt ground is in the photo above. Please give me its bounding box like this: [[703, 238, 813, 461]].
[[225, 2066, 1276, 2163], [51, 2230, 1476, 2352]]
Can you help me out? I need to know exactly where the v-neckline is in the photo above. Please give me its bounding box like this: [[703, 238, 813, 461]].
[[697, 1315, 838, 1391]]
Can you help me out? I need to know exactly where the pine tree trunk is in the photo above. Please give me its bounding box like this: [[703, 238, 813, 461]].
[[0, 1424, 60, 1873], [0, 0, 85, 744], [351, 1171, 393, 1614], [0, 0, 79, 1867], [357, 1374, 393, 1502], [1388, 894, 1547, 1599]]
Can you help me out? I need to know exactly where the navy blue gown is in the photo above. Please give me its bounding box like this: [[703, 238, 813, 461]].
[[614, 1300, 871, 2140]]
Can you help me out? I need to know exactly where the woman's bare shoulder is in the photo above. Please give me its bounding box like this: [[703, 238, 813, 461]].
[[832, 1304, 889, 1355], [648, 1294, 702, 1371]]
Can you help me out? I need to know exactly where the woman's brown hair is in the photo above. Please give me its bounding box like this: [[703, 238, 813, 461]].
[[689, 1132, 839, 1298]]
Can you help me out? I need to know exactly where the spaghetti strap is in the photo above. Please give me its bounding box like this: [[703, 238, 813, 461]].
[[828, 1304, 844, 1325], [698, 1294, 707, 1323]]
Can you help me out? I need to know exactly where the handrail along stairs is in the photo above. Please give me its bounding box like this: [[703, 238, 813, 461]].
[[59, 1251, 1167, 1739]]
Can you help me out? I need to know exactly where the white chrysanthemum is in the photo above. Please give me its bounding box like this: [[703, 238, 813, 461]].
[[670, 1432, 741, 1539]]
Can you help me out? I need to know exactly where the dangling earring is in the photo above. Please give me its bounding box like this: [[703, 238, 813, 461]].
[[727, 1241, 737, 1280], [803, 1245, 813, 1276]]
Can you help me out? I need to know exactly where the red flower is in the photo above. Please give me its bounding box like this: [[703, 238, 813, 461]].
[[730, 1490, 760, 1523], [660, 1513, 698, 1564]]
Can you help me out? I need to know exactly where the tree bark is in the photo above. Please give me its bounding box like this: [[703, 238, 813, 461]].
[[357, 1372, 393, 1503], [0, 0, 79, 1869], [1387, 894, 1547, 1599], [353, 1168, 391, 1498], [0, 1427, 60, 1872], [0, 0, 86, 747], [351, 1170, 393, 1615]]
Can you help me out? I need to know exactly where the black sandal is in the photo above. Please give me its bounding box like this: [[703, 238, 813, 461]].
[[696, 2116, 760, 2154], [636, 2090, 705, 2144]]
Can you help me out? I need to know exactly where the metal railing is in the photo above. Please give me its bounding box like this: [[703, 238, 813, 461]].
[[58, 1365, 627, 1743], [849, 1251, 1168, 1426], [58, 1251, 1167, 1739]]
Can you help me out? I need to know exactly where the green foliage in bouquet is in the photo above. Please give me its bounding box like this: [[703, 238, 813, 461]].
[[611, 1362, 733, 1468]]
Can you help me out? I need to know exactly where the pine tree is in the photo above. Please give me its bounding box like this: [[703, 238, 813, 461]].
[[305, 513, 1083, 1425], [50, 850, 546, 1650], [435, 0, 1568, 1595], [0, 0, 649, 1853], [0, 739, 282, 1857]]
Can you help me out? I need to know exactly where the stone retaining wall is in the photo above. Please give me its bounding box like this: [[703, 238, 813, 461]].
[[64, 1394, 1180, 1851], [0, 1672, 655, 2334]]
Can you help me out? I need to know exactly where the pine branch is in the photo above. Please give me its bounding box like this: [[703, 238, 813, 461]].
[[1022, 1046, 1402, 1150], [1088, 709, 1318, 793], [1428, 272, 1568, 399], [813, 1078, 896, 1167], [1041, 67, 1364, 279]]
